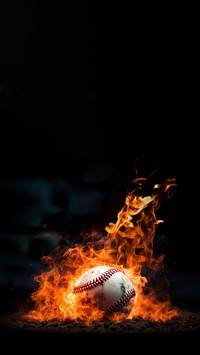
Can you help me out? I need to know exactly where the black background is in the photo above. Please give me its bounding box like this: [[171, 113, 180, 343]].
[[0, 1, 199, 316]]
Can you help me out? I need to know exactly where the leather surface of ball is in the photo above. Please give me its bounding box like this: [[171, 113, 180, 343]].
[[73, 265, 135, 315]]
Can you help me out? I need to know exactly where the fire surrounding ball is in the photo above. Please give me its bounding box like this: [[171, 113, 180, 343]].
[[73, 265, 136, 316]]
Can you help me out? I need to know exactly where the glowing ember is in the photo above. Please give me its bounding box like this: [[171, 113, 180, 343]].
[[24, 177, 180, 325]]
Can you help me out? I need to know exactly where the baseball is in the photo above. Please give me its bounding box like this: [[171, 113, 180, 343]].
[[73, 265, 135, 316]]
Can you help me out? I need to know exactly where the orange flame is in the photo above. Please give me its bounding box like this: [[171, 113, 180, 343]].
[[24, 177, 180, 325]]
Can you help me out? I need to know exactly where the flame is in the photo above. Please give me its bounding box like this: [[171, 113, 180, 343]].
[[24, 177, 180, 325]]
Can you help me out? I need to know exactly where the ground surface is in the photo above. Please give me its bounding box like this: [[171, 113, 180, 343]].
[[0, 308, 199, 351], [1, 308, 199, 335]]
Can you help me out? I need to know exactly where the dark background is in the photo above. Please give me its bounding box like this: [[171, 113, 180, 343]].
[[0, 1, 199, 315]]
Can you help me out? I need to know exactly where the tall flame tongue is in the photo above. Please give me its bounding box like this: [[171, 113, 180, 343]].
[[24, 177, 179, 325]]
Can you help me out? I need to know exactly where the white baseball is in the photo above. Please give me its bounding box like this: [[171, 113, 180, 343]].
[[73, 265, 135, 316]]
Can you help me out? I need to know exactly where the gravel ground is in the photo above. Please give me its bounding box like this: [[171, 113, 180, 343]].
[[1, 308, 200, 335], [0, 308, 199, 351]]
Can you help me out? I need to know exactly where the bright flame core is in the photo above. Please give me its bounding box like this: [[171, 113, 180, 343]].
[[24, 177, 179, 325]]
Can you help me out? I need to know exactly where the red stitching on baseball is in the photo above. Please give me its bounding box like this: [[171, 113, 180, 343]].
[[73, 267, 121, 294], [105, 288, 135, 315]]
